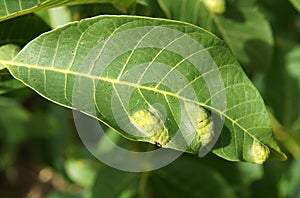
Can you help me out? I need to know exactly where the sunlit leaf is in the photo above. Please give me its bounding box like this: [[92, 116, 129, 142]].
[[157, 0, 274, 72], [0, 0, 136, 22], [151, 157, 237, 197], [2, 15, 286, 163], [0, 44, 19, 70], [0, 44, 25, 94], [65, 158, 98, 187], [290, 0, 300, 12]]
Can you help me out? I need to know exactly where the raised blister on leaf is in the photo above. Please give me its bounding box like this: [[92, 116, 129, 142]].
[[203, 0, 226, 14], [131, 109, 170, 147], [250, 140, 270, 164], [3, 15, 286, 163], [196, 107, 214, 147], [185, 102, 214, 149]]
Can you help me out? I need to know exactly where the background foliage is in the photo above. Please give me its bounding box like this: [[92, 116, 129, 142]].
[[0, 0, 299, 197]]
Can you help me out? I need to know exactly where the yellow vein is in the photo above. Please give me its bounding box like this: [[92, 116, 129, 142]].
[[156, 45, 218, 90], [137, 32, 186, 85], [2, 60, 262, 142], [225, 98, 259, 112], [164, 95, 181, 131], [87, 22, 123, 75], [43, 69, 46, 95], [51, 33, 61, 68], [18, 0, 22, 10], [3, 0, 9, 15], [235, 112, 266, 123], [93, 78, 102, 117], [233, 124, 239, 158], [66, 28, 85, 71], [35, 37, 46, 66], [203, 81, 255, 105], [112, 83, 133, 130], [117, 26, 159, 81], [64, 72, 72, 105]]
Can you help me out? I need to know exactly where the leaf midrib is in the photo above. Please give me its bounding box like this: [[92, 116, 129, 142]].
[[1, 59, 263, 143]]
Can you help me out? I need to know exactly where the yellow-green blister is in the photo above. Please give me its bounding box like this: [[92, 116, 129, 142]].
[[185, 102, 214, 150], [195, 107, 214, 147], [131, 109, 170, 147], [250, 140, 270, 164]]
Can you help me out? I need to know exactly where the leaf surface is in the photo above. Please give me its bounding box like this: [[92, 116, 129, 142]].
[[2, 15, 285, 163], [0, 14, 50, 46], [157, 0, 274, 72], [0, 44, 25, 94], [151, 157, 236, 198], [290, 0, 300, 12], [0, 0, 135, 22]]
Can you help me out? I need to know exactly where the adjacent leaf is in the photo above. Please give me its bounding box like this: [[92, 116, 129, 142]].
[[2, 15, 286, 163], [91, 165, 139, 197], [0, 14, 51, 46], [91, 155, 236, 197], [157, 0, 274, 72], [47, 6, 73, 28], [280, 160, 300, 198], [0, 44, 19, 70], [65, 158, 98, 187], [151, 157, 236, 198], [0, 44, 25, 94], [265, 40, 300, 129], [0, 71, 25, 94], [290, 0, 300, 12], [0, 97, 29, 144], [0, 0, 136, 22], [286, 45, 300, 131]]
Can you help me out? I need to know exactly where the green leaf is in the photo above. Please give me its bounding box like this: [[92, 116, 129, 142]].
[[0, 14, 51, 46], [65, 158, 98, 187], [0, 44, 25, 94], [151, 157, 237, 198], [290, 0, 300, 12], [157, 0, 274, 72], [0, 69, 25, 94], [0, 44, 19, 70], [265, 40, 300, 130], [47, 6, 73, 28], [91, 165, 139, 197], [0, 0, 136, 22], [2, 15, 286, 163], [0, 97, 29, 144], [286, 45, 300, 131], [90, 155, 236, 197], [280, 160, 300, 198]]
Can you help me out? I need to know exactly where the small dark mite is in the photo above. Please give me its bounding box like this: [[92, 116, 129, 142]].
[[155, 142, 162, 148]]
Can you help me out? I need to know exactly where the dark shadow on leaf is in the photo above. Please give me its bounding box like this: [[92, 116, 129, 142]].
[[222, 3, 245, 23], [212, 120, 231, 150], [265, 50, 300, 126], [0, 14, 50, 47], [243, 39, 273, 74]]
